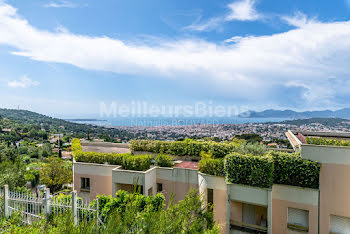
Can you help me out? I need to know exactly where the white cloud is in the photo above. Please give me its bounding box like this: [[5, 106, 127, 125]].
[[224, 36, 252, 43], [185, 0, 261, 32], [281, 11, 318, 27], [184, 17, 222, 32], [226, 0, 260, 21], [43, 1, 77, 8], [8, 76, 40, 88], [1, 3, 350, 107]]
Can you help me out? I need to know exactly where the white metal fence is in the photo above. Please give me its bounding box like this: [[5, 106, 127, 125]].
[[0, 185, 103, 227]]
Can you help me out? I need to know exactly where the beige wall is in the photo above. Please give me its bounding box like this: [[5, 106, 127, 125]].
[[213, 189, 227, 231], [319, 163, 350, 233], [230, 201, 242, 222], [74, 173, 113, 201], [156, 178, 198, 203], [301, 144, 350, 233], [198, 173, 227, 231], [271, 184, 319, 234], [272, 199, 318, 233], [73, 162, 117, 201]]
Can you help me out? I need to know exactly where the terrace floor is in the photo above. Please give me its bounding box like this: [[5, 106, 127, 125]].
[[82, 145, 130, 153], [174, 161, 199, 170]]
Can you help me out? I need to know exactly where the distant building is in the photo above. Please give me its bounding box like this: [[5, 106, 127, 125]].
[[1, 128, 12, 132]]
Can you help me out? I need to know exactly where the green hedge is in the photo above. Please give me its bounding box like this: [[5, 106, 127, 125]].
[[75, 151, 130, 165], [155, 154, 173, 167], [198, 158, 224, 177], [130, 139, 240, 158], [306, 137, 350, 147], [222, 151, 320, 189], [224, 153, 274, 188], [71, 138, 82, 152], [268, 151, 321, 189], [75, 151, 153, 171], [123, 154, 153, 171]]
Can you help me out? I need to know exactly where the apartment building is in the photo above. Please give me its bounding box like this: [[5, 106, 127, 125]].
[[73, 133, 350, 233]]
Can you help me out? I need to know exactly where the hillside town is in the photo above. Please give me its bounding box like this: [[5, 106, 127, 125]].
[[113, 119, 350, 142]]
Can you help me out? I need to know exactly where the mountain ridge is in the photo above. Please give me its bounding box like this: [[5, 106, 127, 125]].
[[239, 108, 350, 119]]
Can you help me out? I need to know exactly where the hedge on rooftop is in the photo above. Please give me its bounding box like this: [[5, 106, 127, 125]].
[[306, 136, 350, 147], [198, 158, 224, 177], [75, 151, 152, 171], [268, 151, 321, 189], [224, 153, 274, 188], [71, 138, 82, 152], [155, 154, 174, 167], [75, 151, 130, 165], [123, 154, 153, 171], [130, 139, 266, 158], [72, 138, 152, 171]]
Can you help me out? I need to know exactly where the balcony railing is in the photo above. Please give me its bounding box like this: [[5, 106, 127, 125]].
[[230, 220, 268, 234]]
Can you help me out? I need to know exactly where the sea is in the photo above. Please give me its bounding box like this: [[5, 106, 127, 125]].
[[68, 117, 290, 127]]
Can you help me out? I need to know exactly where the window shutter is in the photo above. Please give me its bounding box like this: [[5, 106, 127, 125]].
[[330, 215, 350, 233], [288, 208, 308, 228]]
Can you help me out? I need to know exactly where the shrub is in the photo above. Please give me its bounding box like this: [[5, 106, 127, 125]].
[[75, 151, 130, 165], [268, 151, 321, 189], [130, 139, 249, 158], [224, 153, 274, 188], [40, 157, 73, 193], [123, 154, 153, 171], [234, 143, 267, 155], [25, 169, 40, 187], [74, 151, 153, 171], [0, 161, 27, 189], [223, 151, 320, 189], [71, 138, 82, 152], [1, 189, 218, 233], [306, 137, 350, 147], [155, 154, 173, 167], [198, 158, 224, 177]]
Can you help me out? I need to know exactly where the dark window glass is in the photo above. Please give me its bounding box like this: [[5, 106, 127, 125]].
[[157, 183, 163, 192], [207, 189, 214, 211], [81, 177, 90, 190]]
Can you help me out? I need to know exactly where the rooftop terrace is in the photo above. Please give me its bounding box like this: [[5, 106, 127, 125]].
[[174, 161, 199, 170], [286, 130, 350, 150]]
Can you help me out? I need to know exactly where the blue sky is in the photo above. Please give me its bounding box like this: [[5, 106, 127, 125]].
[[1, 0, 350, 117]]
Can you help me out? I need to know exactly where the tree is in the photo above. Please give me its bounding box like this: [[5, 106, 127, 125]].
[[39, 157, 72, 193], [235, 133, 263, 144], [0, 161, 27, 189]]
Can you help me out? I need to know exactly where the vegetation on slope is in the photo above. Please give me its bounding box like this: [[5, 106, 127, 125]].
[[0, 108, 133, 142], [0, 189, 219, 233]]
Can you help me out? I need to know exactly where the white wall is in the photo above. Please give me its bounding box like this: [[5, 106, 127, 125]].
[[301, 144, 350, 165]]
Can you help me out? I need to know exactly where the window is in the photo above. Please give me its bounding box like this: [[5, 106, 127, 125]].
[[230, 203, 267, 233], [207, 189, 214, 211], [243, 203, 256, 225], [157, 183, 163, 192], [330, 215, 350, 234], [81, 177, 90, 191], [287, 208, 309, 232]]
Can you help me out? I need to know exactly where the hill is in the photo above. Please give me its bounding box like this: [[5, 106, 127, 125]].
[[0, 108, 133, 142], [239, 108, 350, 119], [277, 117, 349, 127]]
